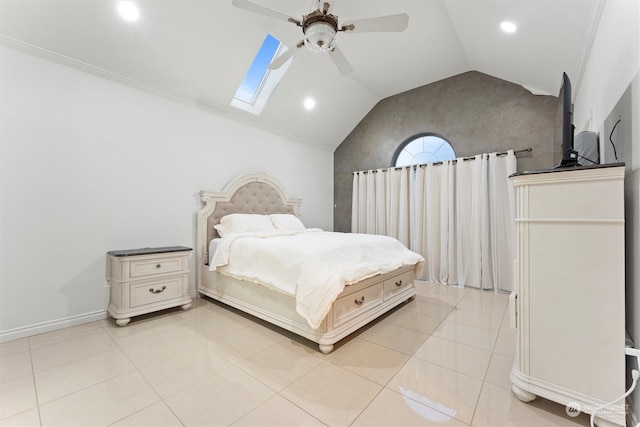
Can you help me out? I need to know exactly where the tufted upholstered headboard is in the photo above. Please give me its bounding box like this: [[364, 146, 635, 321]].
[[206, 181, 299, 241], [195, 172, 302, 278]]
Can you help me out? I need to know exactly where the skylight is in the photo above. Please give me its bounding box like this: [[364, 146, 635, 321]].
[[231, 34, 291, 115]]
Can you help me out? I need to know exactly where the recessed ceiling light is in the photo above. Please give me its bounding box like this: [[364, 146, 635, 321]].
[[118, 1, 139, 21], [304, 98, 316, 110], [500, 21, 517, 33]]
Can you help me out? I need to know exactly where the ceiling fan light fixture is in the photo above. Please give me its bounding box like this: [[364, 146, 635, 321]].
[[231, 0, 410, 76], [304, 21, 336, 53]]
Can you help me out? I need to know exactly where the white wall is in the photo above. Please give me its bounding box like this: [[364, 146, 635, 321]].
[[0, 45, 334, 341], [573, 0, 639, 137], [573, 0, 640, 421]]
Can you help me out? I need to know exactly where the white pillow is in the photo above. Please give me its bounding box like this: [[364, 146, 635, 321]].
[[270, 214, 306, 231], [214, 214, 275, 237]]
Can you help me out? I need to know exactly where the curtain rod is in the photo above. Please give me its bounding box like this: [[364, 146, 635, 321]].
[[505, 147, 533, 155], [354, 147, 533, 174]]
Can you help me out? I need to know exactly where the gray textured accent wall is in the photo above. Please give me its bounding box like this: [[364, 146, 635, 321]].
[[334, 71, 558, 232]]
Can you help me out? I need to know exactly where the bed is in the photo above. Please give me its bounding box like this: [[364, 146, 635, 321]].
[[195, 172, 424, 353]]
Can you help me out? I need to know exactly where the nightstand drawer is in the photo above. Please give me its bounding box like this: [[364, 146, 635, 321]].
[[130, 276, 185, 307], [130, 256, 185, 278]]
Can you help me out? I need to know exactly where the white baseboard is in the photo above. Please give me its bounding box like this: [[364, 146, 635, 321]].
[[0, 310, 108, 343]]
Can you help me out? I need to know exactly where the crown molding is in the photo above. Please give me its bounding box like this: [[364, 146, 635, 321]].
[[0, 34, 228, 115]]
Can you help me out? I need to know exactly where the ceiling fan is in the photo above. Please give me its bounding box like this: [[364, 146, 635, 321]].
[[231, 0, 409, 75]]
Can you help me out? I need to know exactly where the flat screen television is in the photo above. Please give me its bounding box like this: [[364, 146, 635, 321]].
[[554, 72, 579, 168]]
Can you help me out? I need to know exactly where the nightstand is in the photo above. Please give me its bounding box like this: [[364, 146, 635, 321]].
[[106, 246, 192, 326]]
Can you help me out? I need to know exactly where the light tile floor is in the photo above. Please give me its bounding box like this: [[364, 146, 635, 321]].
[[0, 282, 593, 426]]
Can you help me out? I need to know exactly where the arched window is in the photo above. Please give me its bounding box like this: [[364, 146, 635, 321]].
[[393, 134, 456, 167]]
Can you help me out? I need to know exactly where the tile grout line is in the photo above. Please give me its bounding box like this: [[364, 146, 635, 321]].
[[27, 337, 43, 427]]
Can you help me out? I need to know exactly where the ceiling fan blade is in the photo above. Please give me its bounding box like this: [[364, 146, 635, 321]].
[[231, 0, 294, 23], [329, 45, 354, 76], [267, 45, 299, 70], [342, 13, 409, 33]]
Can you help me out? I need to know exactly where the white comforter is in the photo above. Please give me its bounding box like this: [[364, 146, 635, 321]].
[[210, 229, 424, 329]]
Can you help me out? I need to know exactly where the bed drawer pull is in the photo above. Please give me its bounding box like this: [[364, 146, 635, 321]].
[[149, 285, 167, 294], [354, 296, 365, 306], [156, 264, 162, 269], [395, 280, 403, 287]]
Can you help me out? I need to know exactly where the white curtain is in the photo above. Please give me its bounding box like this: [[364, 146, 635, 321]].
[[351, 172, 367, 233], [387, 167, 412, 247], [487, 152, 517, 292], [412, 161, 453, 283], [351, 167, 412, 248], [452, 154, 487, 288], [352, 150, 517, 291]]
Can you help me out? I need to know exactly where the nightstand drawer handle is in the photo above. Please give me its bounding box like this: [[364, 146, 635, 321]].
[[156, 264, 162, 269], [395, 280, 403, 287], [149, 286, 167, 294], [354, 296, 365, 306]]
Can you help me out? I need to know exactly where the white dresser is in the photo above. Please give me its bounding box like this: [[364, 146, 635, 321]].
[[106, 246, 192, 326], [509, 164, 625, 426]]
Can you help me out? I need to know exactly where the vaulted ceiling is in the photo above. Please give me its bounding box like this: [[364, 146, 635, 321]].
[[0, 0, 605, 150]]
